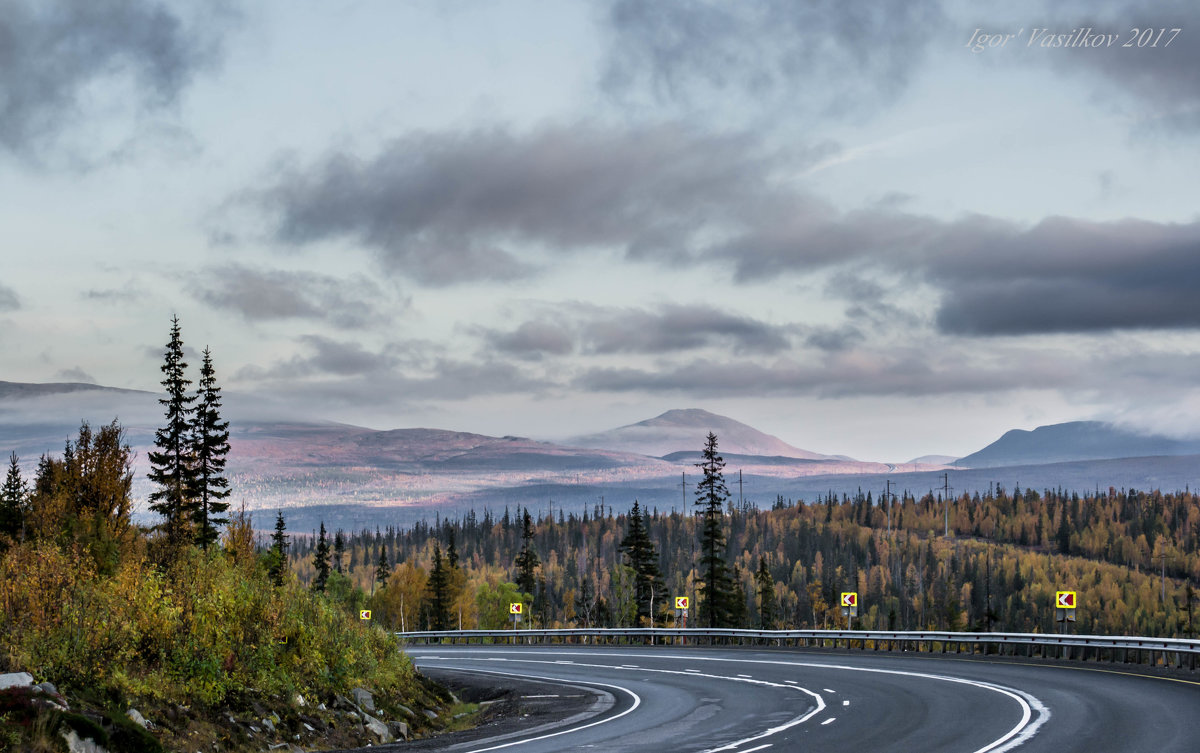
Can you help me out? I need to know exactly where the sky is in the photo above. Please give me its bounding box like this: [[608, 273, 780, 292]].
[[2, 0, 1199, 461]]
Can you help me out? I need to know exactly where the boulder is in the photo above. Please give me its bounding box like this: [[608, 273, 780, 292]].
[[0, 672, 33, 690], [34, 681, 58, 695], [388, 721, 410, 740], [125, 708, 152, 729], [362, 712, 392, 743], [262, 717, 275, 733], [423, 708, 438, 720], [350, 687, 375, 711], [394, 703, 415, 719], [61, 728, 108, 753], [293, 693, 307, 707]]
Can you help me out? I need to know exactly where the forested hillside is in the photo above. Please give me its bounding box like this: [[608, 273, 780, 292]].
[[297, 484, 1200, 639]]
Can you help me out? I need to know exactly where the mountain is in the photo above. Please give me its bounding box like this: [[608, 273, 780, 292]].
[[907, 454, 958, 465], [0, 380, 151, 400], [566, 408, 842, 460], [954, 421, 1200, 468]]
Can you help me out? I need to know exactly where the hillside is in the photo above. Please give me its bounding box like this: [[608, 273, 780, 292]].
[[955, 421, 1200, 468], [567, 408, 841, 459]]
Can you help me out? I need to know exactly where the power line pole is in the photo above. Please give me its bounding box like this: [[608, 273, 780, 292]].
[[738, 469, 743, 508], [679, 472, 689, 514], [1159, 553, 1167, 605], [942, 472, 953, 538], [885, 479, 895, 536]]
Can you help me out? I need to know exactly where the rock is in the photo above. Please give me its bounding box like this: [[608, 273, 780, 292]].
[[333, 694, 353, 709], [126, 708, 152, 729], [34, 681, 58, 695], [362, 712, 392, 743], [388, 721, 410, 740], [0, 672, 33, 690], [293, 693, 306, 707], [423, 709, 438, 720], [394, 703, 415, 719], [303, 723, 316, 733], [351, 687, 375, 711], [345, 710, 360, 721], [61, 728, 108, 753], [262, 718, 275, 733], [316, 703, 326, 711]]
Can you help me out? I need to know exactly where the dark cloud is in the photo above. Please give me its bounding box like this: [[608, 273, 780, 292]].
[[803, 325, 864, 352], [194, 264, 396, 329], [235, 335, 396, 380], [600, 0, 947, 113], [54, 367, 97, 384], [481, 304, 792, 359], [0, 0, 234, 158], [254, 124, 824, 285], [0, 284, 18, 311]]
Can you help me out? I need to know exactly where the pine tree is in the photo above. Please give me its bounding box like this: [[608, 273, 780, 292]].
[[425, 543, 451, 630], [375, 547, 390, 589], [447, 527, 459, 569], [755, 555, 776, 628], [620, 500, 663, 626], [313, 522, 331, 592], [695, 431, 732, 628], [333, 529, 345, 573], [267, 510, 288, 586], [190, 346, 231, 550], [1, 452, 27, 545], [514, 508, 539, 596], [147, 315, 197, 553]]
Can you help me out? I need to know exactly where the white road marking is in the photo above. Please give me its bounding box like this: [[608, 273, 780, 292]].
[[738, 674, 753, 678], [784, 680, 797, 684], [520, 695, 560, 698], [821, 718, 836, 726], [686, 668, 701, 672], [842, 700, 850, 706], [739, 745, 773, 753], [823, 688, 836, 693]]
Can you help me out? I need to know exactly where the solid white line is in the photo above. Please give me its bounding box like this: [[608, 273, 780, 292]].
[[445, 649, 1050, 753], [821, 718, 836, 726], [739, 745, 773, 753], [428, 667, 641, 753]]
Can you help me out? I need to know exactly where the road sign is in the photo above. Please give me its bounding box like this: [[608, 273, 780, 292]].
[[675, 596, 689, 610], [1056, 591, 1076, 609], [360, 610, 371, 620], [510, 602, 523, 615], [841, 592, 857, 608]]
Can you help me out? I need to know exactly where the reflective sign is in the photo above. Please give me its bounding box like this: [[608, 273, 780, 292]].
[[841, 592, 858, 608], [360, 610, 371, 620], [675, 596, 689, 610], [510, 602, 523, 615], [1056, 591, 1077, 609]]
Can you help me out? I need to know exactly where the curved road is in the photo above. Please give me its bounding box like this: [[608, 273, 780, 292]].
[[408, 645, 1200, 752]]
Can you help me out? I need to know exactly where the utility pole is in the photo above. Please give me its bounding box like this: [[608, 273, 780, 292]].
[[679, 472, 689, 514], [738, 469, 743, 508], [885, 479, 895, 536], [1159, 553, 1167, 605], [942, 473, 953, 538]]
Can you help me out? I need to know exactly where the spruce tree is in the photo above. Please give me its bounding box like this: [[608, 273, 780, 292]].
[[148, 315, 197, 552], [514, 508, 539, 596], [333, 529, 345, 573], [425, 543, 451, 630], [375, 547, 390, 588], [190, 347, 231, 550], [268, 510, 288, 586], [620, 500, 663, 626], [695, 431, 733, 628], [447, 527, 459, 569], [755, 555, 776, 628], [1, 452, 27, 544], [312, 522, 331, 592]]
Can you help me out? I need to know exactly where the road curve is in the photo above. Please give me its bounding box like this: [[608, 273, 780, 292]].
[[407, 645, 1200, 753]]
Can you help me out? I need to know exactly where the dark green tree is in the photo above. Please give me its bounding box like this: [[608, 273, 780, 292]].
[[620, 500, 663, 626], [267, 510, 288, 586], [447, 527, 459, 569], [425, 543, 452, 630], [514, 508, 540, 596], [730, 569, 749, 628], [755, 555, 776, 628], [694, 432, 733, 627], [312, 522, 331, 592], [190, 346, 231, 550], [1, 452, 27, 545], [147, 315, 197, 552], [375, 547, 390, 589], [333, 529, 345, 573]]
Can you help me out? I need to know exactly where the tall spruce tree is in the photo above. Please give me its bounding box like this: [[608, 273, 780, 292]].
[[755, 555, 776, 628], [695, 431, 733, 627], [148, 315, 197, 552], [447, 527, 459, 569], [333, 529, 345, 573], [1, 452, 27, 544], [620, 500, 663, 626], [312, 522, 331, 592], [190, 347, 231, 550], [514, 508, 539, 596], [268, 510, 288, 586], [425, 543, 452, 630], [375, 547, 390, 588]]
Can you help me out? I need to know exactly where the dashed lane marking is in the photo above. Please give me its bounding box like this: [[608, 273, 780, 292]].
[[821, 718, 836, 726]]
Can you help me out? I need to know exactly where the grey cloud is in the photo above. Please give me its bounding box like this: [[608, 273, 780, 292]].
[[255, 125, 809, 285], [194, 264, 397, 329], [54, 366, 97, 384], [600, 0, 947, 113], [804, 326, 864, 352], [84, 286, 143, 303], [235, 335, 396, 381], [489, 321, 575, 360], [0, 284, 19, 311], [0, 0, 234, 158]]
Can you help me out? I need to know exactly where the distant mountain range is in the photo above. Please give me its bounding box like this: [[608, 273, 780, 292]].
[[954, 421, 1200, 468], [3, 380, 1198, 528], [567, 408, 847, 460]]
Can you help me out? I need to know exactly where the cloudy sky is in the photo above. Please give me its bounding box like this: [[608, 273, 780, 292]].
[[2, 0, 1199, 460]]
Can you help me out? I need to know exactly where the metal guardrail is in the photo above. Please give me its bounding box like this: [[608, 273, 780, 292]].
[[397, 628, 1200, 669]]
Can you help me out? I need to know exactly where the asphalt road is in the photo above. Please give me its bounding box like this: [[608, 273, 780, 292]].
[[407, 645, 1200, 752]]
